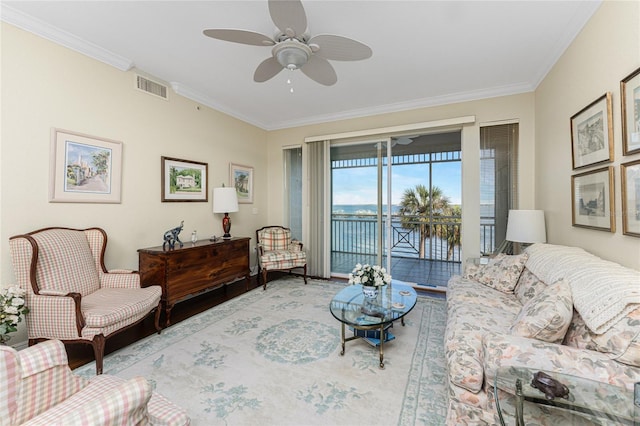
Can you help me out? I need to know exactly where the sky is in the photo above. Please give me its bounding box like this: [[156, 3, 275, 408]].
[[332, 162, 461, 206]]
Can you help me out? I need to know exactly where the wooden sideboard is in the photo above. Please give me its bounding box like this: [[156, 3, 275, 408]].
[[138, 237, 250, 326]]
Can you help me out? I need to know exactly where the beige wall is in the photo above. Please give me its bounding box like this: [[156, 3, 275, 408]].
[[1, 23, 268, 289], [266, 93, 536, 264], [536, 0, 640, 269]]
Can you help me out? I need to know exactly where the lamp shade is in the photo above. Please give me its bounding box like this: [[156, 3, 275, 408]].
[[212, 187, 239, 213], [506, 210, 547, 244]]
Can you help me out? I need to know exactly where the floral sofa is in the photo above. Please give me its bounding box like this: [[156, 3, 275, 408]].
[[0, 339, 190, 426], [445, 243, 640, 425]]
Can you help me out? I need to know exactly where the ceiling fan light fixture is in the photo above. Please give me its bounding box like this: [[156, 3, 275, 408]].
[[273, 40, 311, 70]]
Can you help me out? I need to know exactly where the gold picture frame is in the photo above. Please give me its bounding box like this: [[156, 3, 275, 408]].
[[621, 67, 640, 156], [570, 93, 614, 170], [621, 159, 640, 237], [571, 166, 615, 232]]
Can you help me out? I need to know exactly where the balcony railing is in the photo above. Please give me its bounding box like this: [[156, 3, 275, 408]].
[[331, 213, 497, 262]]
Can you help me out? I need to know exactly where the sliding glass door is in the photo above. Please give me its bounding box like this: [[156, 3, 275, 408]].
[[331, 139, 392, 275], [329, 132, 462, 286]]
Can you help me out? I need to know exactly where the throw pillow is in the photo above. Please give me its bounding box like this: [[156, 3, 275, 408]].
[[465, 253, 529, 293], [514, 268, 547, 304], [510, 279, 573, 343]]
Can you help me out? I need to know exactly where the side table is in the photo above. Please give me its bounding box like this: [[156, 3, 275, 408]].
[[494, 366, 639, 425]]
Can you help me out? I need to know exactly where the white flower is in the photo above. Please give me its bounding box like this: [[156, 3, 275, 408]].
[[348, 264, 392, 287], [0, 285, 29, 340], [11, 297, 24, 307]]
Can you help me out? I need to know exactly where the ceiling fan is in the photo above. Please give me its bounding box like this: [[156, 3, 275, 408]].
[[203, 0, 372, 86]]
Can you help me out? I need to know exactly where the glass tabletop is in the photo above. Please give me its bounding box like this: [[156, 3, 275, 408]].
[[329, 282, 417, 328], [494, 366, 639, 425]]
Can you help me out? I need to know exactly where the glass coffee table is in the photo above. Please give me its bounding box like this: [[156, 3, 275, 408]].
[[494, 366, 640, 425], [329, 282, 417, 369]]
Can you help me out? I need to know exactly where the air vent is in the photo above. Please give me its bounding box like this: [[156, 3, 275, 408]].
[[135, 74, 168, 100]]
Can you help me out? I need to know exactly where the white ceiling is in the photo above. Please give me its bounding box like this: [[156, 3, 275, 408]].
[[2, 1, 601, 130]]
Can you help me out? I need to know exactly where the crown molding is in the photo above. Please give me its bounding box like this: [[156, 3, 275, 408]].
[[265, 82, 535, 131], [170, 82, 269, 130], [0, 4, 134, 71]]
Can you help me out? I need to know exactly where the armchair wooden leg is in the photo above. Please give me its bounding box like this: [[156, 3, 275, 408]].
[[92, 334, 106, 375], [303, 264, 307, 284], [262, 269, 268, 290], [154, 302, 162, 334]]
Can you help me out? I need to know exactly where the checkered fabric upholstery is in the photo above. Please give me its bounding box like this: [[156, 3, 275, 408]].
[[257, 227, 306, 270], [9, 228, 161, 341], [256, 226, 307, 289], [0, 340, 190, 426]]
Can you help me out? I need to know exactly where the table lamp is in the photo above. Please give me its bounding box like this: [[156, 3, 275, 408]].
[[505, 209, 547, 254], [213, 187, 239, 239]]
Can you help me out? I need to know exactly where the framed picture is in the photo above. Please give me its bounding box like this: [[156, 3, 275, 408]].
[[571, 166, 615, 232], [229, 163, 253, 204], [621, 159, 640, 237], [570, 93, 614, 169], [161, 156, 208, 202], [49, 128, 122, 203], [621, 67, 640, 156]]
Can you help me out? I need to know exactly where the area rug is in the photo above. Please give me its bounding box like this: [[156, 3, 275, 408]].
[[75, 278, 448, 425]]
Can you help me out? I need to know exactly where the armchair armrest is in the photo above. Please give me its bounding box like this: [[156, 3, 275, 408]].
[[482, 332, 640, 393], [289, 240, 303, 251], [100, 270, 141, 289], [12, 340, 86, 424], [28, 293, 85, 338]]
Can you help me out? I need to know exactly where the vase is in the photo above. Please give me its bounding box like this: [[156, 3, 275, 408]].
[[362, 285, 379, 299]]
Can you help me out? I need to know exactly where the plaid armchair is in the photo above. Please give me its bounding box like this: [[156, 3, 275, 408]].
[[0, 339, 189, 426], [9, 227, 162, 374], [256, 226, 307, 290]]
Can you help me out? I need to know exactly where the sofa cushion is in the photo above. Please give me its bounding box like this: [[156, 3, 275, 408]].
[[465, 253, 528, 294], [513, 268, 547, 305], [445, 277, 522, 393], [510, 279, 573, 343], [564, 306, 640, 367]]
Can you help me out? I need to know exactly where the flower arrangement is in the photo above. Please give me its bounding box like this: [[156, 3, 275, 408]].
[[0, 286, 29, 344], [348, 263, 392, 287]]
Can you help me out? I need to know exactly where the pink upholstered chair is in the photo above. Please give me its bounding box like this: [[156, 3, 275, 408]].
[[256, 226, 307, 290], [9, 227, 162, 374], [0, 339, 190, 425]]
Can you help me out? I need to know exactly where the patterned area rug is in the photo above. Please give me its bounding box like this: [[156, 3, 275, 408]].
[[76, 278, 447, 425]]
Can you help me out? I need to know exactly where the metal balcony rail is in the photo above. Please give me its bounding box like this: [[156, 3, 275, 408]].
[[331, 213, 497, 262]]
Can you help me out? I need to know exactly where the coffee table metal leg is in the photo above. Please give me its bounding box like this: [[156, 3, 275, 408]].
[[379, 324, 385, 369], [340, 322, 346, 356]]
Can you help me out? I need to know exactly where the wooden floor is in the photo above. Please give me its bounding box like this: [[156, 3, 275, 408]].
[[66, 273, 446, 371]]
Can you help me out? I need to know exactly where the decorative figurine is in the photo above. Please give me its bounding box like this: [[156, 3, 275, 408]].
[[531, 371, 570, 400], [163, 221, 184, 250]]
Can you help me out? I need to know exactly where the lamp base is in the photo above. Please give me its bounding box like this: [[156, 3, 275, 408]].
[[221, 213, 232, 240]]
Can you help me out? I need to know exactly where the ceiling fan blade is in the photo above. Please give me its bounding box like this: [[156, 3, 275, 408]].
[[301, 56, 337, 86], [308, 34, 373, 61], [254, 57, 285, 82], [203, 29, 275, 46], [269, 0, 307, 38]]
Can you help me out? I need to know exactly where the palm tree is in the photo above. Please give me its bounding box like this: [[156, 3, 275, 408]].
[[441, 205, 462, 260], [399, 185, 450, 258]]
